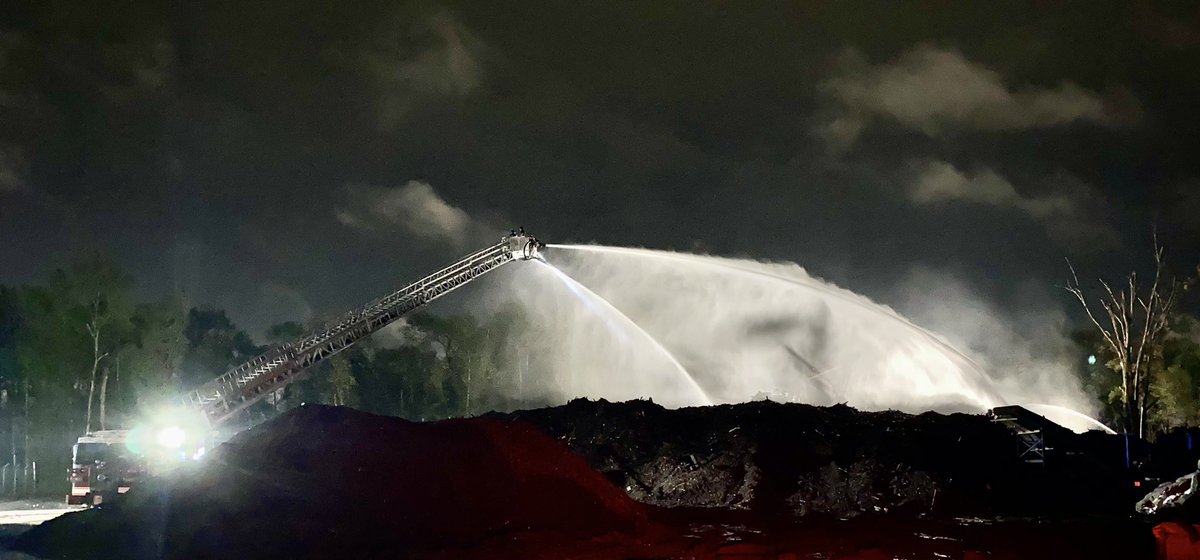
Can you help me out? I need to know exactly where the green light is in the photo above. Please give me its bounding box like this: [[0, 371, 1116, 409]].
[[1087, 354, 1097, 366], [126, 427, 146, 455]]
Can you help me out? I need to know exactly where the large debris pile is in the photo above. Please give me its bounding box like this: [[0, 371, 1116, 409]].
[[501, 399, 1131, 518], [8, 399, 1146, 559], [14, 405, 647, 560]]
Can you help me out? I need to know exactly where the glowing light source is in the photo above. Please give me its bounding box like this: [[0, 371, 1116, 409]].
[[156, 426, 186, 449], [1087, 354, 1097, 366]]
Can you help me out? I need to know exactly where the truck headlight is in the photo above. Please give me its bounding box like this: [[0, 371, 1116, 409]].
[[156, 426, 186, 449]]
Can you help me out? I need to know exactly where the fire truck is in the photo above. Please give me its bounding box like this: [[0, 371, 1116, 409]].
[[68, 410, 210, 505], [67, 231, 542, 505], [68, 431, 137, 506]]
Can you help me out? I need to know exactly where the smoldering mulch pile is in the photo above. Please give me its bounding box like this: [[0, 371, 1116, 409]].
[[11, 400, 1155, 559], [500, 398, 1135, 518], [13, 405, 647, 560]]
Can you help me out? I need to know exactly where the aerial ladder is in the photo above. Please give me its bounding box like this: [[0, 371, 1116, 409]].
[[179, 230, 543, 427], [66, 231, 541, 505]]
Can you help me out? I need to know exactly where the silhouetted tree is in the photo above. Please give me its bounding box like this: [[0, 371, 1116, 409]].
[[1066, 240, 1182, 438]]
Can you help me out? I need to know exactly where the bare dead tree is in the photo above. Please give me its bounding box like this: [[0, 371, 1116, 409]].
[[98, 356, 116, 431], [98, 368, 109, 431], [1065, 241, 1180, 438], [83, 296, 109, 434]]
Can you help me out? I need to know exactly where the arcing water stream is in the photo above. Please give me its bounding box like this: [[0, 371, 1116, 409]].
[[476, 243, 1110, 433], [533, 260, 713, 406]]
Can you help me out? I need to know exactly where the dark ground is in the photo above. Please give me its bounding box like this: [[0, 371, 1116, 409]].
[[6, 401, 1159, 559]]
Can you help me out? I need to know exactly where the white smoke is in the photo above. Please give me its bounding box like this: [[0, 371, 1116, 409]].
[[887, 266, 1097, 417]]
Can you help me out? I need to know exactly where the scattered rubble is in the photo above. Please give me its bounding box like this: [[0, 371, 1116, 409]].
[[788, 459, 938, 517], [1138, 461, 1200, 518]]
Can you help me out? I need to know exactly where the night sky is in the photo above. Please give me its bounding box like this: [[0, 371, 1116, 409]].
[[1, 1, 1198, 339]]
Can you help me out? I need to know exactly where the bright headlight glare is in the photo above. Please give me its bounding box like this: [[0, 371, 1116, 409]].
[[157, 426, 187, 449]]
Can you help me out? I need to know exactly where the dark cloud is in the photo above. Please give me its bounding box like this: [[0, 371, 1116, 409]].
[[336, 181, 498, 250], [0, 145, 29, 192], [0, 1, 1197, 338], [906, 160, 1119, 251], [355, 11, 485, 130], [817, 45, 1128, 149]]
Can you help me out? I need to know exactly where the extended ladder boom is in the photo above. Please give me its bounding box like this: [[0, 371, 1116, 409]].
[[181, 232, 542, 426]]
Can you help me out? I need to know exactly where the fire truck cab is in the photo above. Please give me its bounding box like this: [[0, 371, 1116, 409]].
[[67, 430, 144, 506], [66, 411, 211, 506]]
